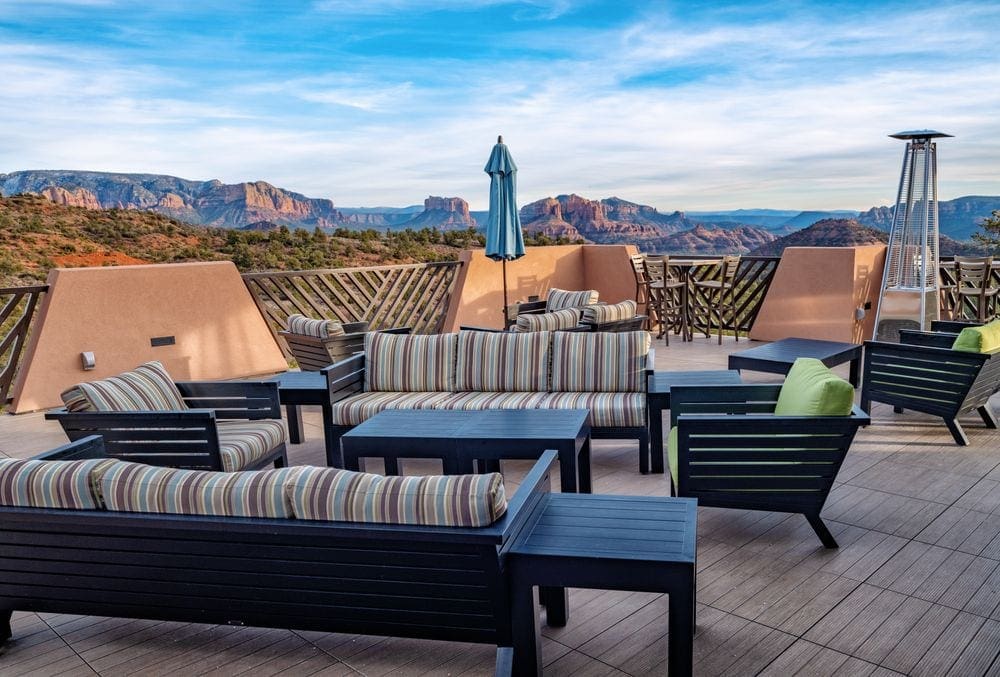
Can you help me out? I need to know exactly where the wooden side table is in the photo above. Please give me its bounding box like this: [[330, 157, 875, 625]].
[[508, 493, 697, 676]]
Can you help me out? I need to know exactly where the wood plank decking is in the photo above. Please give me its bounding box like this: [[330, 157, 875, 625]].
[[4, 336, 1000, 675]]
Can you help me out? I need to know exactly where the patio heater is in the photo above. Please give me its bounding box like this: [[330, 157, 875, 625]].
[[873, 130, 952, 342]]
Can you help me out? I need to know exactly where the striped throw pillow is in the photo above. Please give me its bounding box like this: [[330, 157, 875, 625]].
[[286, 314, 346, 338], [551, 330, 651, 392], [60, 361, 187, 412], [0, 458, 114, 509], [97, 462, 302, 518], [546, 288, 599, 311], [515, 308, 580, 333], [365, 332, 457, 392], [455, 330, 550, 391], [582, 300, 638, 324], [287, 467, 507, 527]]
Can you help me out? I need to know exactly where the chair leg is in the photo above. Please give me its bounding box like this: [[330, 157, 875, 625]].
[[273, 448, 288, 468], [980, 405, 999, 429], [806, 514, 838, 549], [893, 406, 904, 414], [945, 418, 970, 446]]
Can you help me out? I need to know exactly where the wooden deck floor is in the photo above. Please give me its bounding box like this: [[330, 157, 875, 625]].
[[4, 336, 1000, 675]]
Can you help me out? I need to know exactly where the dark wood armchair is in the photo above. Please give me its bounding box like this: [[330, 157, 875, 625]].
[[280, 323, 411, 370]]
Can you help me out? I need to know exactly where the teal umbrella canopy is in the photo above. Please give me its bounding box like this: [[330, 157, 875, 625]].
[[484, 136, 525, 262]]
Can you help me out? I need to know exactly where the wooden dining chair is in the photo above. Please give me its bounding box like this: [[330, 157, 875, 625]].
[[649, 255, 686, 345], [953, 256, 998, 323], [630, 254, 660, 333], [692, 255, 741, 344]]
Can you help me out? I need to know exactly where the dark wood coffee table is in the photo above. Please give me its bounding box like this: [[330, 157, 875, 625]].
[[728, 337, 863, 386], [647, 369, 743, 474], [340, 409, 592, 493]]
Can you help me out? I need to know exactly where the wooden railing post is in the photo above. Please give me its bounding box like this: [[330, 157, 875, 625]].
[[1, 284, 48, 409]]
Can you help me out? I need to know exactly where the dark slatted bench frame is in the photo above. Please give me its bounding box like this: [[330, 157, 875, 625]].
[[862, 330, 1000, 445], [0, 437, 559, 677], [321, 351, 653, 473], [279, 324, 411, 371], [670, 384, 869, 548], [44, 381, 288, 471]]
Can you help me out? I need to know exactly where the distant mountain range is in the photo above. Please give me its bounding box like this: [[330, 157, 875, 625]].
[[3, 170, 999, 255]]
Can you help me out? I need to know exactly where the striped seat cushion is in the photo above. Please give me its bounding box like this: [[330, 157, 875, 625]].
[[365, 332, 457, 392], [286, 314, 345, 339], [455, 330, 550, 391], [515, 308, 580, 333], [582, 300, 638, 325], [61, 361, 187, 412], [537, 392, 646, 428], [287, 467, 507, 527], [0, 458, 114, 509], [329, 392, 456, 426], [433, 391, 551, 411], [551, 330, 651, 392], [216, 419, 287, 472], [546, 288, 599, 311], [97, 462, 301, 517]]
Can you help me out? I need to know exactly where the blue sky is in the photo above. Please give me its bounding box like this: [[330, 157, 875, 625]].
[[1, 0, 998, 211]]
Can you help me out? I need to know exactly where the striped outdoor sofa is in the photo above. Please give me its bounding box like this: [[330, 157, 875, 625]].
[[45, 361, 287, 471], [321, 329, 655, 472], [0, 435, 556, 675]]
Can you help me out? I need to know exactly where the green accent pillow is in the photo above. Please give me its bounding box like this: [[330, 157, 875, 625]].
[[952, 320, 1000, 353], [667, 426, 678, 485], [773, 358, 854, 417]]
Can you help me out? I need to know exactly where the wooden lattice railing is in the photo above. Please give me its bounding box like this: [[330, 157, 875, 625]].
[[242, 261, 464, 339], [1, 284, 48, 409], [672, 256, 781, 335]]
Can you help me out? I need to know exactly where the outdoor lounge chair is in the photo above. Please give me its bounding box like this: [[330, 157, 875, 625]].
[[862, 325, 1000, 445], [45, 361, 288, 471], [279, 315, 411, 370], [504, 288, 599, 330], [668, 360, 869, 548]]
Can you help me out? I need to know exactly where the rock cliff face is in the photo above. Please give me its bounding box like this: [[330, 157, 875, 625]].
[[0, 170, 345, 229], [857, 196, 1000, 240], [520, 194, 689, 246], [398, 196, 478, 230], [750, 219, 888, 256], [659, 225, 776, 255]]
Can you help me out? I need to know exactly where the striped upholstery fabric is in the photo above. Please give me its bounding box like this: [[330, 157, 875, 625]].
[[61, 361, 187, 412], [329, 392, 456, 426], [551, 330, 651, 392], [0, 458, 113, 509], [546, 288, 599, 311], [217, 419, 287, 472], [433, 391, 551, 411], [287, 467, 507, 527], [537, 392, 646, 427], [455, 330, 550, 391], [98, 462, 302, 518], [515, 308, 580, 333], [582, 300, 638, 324], [365, 332, 457, 392], [286, 313, 345, 338]]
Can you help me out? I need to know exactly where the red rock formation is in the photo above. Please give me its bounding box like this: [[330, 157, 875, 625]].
[[399, 196, 477, 229], [39, 186, 101, 210]]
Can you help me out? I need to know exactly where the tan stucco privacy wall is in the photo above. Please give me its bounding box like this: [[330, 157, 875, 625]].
[[442, 245, 638, 331], [11, 262, 288, 413], [750, 245, 886, 343]]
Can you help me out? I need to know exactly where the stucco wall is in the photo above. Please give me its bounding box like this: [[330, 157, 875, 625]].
[[442, 244, 638, 331], [750, 245, 886, 343], [12, 262, 288, 413]]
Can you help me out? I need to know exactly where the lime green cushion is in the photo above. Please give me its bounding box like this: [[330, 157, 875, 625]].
[[774, 358, 854, 416], [667, 426, 678, 485], [952, 320, 1000, 353]]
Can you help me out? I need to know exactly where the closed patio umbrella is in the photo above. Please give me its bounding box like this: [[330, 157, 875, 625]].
[[484, 135, 525, 321]]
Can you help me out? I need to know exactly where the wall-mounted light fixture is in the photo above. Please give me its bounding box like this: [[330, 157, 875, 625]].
[[80, 351, 96, 371]]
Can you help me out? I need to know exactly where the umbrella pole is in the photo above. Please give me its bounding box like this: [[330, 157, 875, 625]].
[[502, 258, 509, 326]]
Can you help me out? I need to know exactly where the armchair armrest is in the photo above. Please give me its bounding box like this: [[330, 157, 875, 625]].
[[31, 435, 108, 461], [379, 326, 412, 335], [342, 321, 369, 333], [175, 380, 281, 419], [497, 450, 557, 544], [322, 353, 366, 403]]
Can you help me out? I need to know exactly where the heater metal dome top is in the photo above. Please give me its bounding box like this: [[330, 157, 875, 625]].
[[890, 130, 953, 140]]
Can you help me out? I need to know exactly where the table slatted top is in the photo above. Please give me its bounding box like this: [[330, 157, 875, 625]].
[[512, 494, 697, 563], [729, 337, 861, 363], [268, 371, 327, 405], [344, 408, 590, 441], [648, 369, 742, 394]]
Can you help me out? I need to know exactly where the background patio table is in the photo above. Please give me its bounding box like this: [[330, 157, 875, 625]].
[[667, 258, 722, 341], [728, 337, 863, 386]]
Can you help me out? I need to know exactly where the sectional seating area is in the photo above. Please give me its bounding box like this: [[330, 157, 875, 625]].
[[0, 436, 554, 672], [322, 329, 654, 470]]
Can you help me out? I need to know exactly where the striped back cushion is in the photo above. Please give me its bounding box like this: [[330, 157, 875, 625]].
[[546, 288, 599, 311], [286, 314, 345, 338], [515, 308, 580, 333], [60, 361, 187, 412], [582, 300, 638, 324], [551, 330, 651, 392], [97, 462, 301, 518], [0, 458, 114, 509], [365, 332, 457, 392], [287, 467, 507, 527], [455, 330, 550, 391]]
